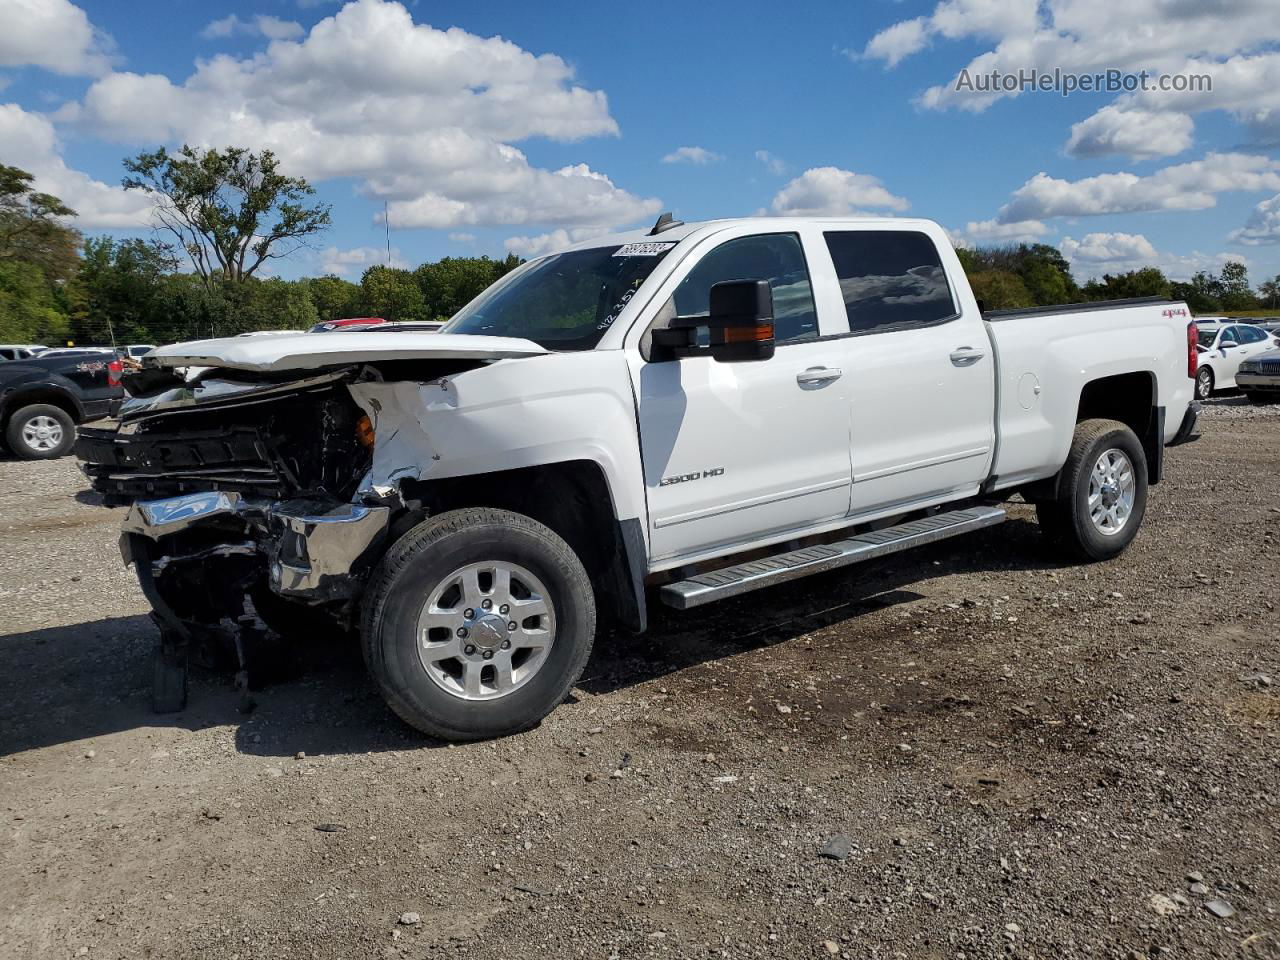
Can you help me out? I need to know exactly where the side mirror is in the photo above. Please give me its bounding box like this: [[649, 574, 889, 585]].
[[1220, 340, 1238, 350], [707, 279, 775, 363]]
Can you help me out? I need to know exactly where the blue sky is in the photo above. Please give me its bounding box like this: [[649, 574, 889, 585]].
[[2, 0, 1279, 285]]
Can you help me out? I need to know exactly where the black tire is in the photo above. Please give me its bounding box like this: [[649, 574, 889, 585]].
[[5, 403, 75, 460], [1036, 418, 1148, 563], [360, 508, 595, 741], [1194, 366, 1214, 401]]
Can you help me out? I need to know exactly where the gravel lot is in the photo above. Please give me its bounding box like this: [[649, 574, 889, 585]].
[[2, 399, 1279, 960]]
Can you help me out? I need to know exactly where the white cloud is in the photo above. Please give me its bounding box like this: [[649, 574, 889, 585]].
[[661, 146, 722, 165], [0, 102, 152, 228], [0, 0, 115, 76], [448, 232, 477, 245], [863, 0, 1280, 157], [770, 167, 909, 217], [949, 218, 1050, 247], [62, 0, 657, 235], [1065, 106, 1195, 159], [1060, 232, 1158, 264], [318, 244, 406, 275], [503, 226, 611, 259], [1228, 194, 1280, 246], [1059, 231, 1241, 281], [201, 14, 306, 42], [754, 150, 786, 175], [999, 153, 1280, 222], [862, 17, 929, 69]]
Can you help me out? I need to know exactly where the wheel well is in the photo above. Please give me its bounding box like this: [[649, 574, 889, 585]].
[[2, 388, 80, 428], [1075, 371, 1162, 485], [1076, 372, 1154, 437], [401, 461, 646, 632]]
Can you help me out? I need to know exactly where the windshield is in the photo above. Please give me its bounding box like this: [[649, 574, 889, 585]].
[[442, 243, 674, 350], [1196, 327, 1219, 347]]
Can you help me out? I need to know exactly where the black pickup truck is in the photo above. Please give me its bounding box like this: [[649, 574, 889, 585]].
[[0, 351, 123, 459]]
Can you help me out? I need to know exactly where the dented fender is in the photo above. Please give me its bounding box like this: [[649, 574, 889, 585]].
[[347, 351, 648, 539]]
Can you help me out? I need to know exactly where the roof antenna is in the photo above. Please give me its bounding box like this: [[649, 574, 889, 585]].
[[648, 211, 684, 236]]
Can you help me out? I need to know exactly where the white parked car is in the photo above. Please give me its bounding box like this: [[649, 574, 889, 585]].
[[0, 344, 49, 361], [1193, 321, 1280, 400]]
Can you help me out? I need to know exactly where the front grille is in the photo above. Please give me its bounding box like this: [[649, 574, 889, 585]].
[[76, 381, 369, 506], [1257, 358, 1280, 375]]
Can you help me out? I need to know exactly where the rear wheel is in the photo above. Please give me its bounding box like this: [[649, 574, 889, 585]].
[[361, 508, 595, 741], [1195, 366, 1214, 401], [1036, 419, 1148, 562], [5, 403, 75, 459]]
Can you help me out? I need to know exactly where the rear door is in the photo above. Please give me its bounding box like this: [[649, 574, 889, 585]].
[[817, 228, 996, 516]]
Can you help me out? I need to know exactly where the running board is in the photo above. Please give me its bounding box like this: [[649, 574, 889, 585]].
[[659, 505, 1006, 610]]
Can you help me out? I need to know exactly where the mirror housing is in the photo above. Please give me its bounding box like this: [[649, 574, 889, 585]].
[[706, 279, 775, 363], [1220, 339, 1238, 350]]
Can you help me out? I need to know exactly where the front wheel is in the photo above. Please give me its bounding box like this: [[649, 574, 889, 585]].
[[1036, 419, 1148, 562], [5, 403, 75, 459], [360, 508, 595, 741], [1195, 366, 1214, 401]]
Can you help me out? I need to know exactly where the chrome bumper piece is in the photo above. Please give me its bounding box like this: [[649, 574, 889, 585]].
[[121, 491, 390, 602]]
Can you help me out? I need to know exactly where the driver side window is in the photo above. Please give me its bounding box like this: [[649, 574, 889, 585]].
[[644, 233, 818, 358]]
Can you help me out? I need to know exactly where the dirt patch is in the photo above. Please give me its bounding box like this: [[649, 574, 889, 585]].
[[2, 404, 1280, 959]]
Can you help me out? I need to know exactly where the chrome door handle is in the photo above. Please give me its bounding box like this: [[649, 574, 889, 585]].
[[796, 366, 842, 385], [950, 347, 985, 367]]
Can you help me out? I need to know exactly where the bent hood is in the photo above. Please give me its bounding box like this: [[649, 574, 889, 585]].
[[145, 332, 548, 372]]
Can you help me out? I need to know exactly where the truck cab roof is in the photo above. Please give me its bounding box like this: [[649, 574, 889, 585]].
[[557, 216, 942, 255]]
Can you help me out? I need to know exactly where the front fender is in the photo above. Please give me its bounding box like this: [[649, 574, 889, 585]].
[[347, 351, 646, 538]]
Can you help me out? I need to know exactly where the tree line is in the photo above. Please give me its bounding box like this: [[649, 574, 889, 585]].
[[0, 148, 520, 346], [957, 243, 1279, 314], [2, 144, 1278, 348]]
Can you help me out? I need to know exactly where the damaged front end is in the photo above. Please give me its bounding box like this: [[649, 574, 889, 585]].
[[76, 366, 403, 706]]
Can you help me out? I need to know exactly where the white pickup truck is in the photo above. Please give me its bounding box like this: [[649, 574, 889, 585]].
[[77, 215, 1200, 739]]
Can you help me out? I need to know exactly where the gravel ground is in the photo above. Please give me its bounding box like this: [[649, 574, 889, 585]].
[[2, 400, 1279, 960]]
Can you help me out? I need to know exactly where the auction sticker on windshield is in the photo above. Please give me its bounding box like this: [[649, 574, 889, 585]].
[[613, 242, 676, 257]]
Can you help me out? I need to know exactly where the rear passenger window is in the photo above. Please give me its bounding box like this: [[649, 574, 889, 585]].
[[823, 231, 956, 334], [1239, 326, 1266, 344]]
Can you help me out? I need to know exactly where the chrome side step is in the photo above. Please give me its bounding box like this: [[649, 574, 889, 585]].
[[659, 505, 1006, 610]]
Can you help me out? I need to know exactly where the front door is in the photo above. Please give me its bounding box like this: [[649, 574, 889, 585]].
[[631, 231, 853, 564]]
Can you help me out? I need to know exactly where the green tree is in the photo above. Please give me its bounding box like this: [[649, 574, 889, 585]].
[[415, 256, 507, 320], [1171, 271, 1224, 314], [1259, 275, 1280, 309], [0, 260, 69, 343], [967, 270, 1033, 310], [359, 265, 427, 322], [73, 236, 179, 344], [1082, 267, 1171, 301], [0, 164, 80, 282], [302, 274, 362, 325], [122, 145, 331, 289], [954, 243, 1078, 306], [1218, 260, 1259, 311]]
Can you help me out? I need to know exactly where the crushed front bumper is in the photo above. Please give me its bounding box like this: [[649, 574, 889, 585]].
[[121, 491, 390, 604]]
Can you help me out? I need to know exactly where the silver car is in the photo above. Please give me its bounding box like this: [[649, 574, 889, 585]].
[[1237, 347, 1280, 404]]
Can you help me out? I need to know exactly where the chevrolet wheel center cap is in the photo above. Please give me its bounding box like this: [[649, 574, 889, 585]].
[[471, 615, 507, 649]]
